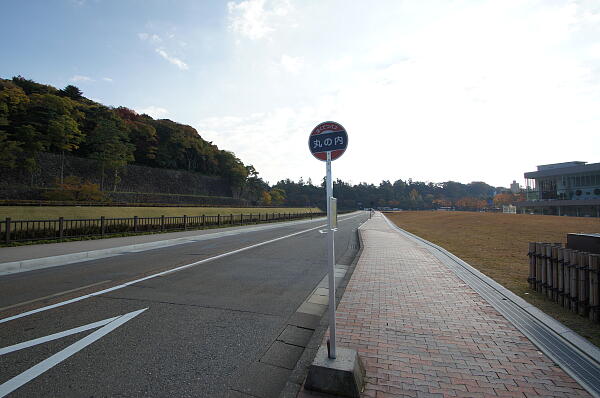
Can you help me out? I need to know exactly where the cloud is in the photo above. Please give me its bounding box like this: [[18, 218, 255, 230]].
[[227, 0, 292, 40], [139, 32, 189, 70], [280, 54, 303, 74], [136, 106, 169, 119], [138, 32, 162, 43], [155, 48, 189, 70], [102, 77, 113, 82], [69, 75, 93, 82]]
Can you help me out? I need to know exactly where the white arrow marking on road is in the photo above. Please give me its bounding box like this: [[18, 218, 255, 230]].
[[0, 316, 119, 356], [0, 307, 147, 397]]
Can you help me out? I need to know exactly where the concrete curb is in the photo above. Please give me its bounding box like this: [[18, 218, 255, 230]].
[[0, 217, 327, 276], [381, 213, 600, 370], [279, 220, 367, 398]]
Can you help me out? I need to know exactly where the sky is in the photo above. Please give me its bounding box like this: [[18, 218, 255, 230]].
[[1, 0, 599, 188]]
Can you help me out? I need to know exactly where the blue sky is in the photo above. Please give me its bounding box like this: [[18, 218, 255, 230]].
[[2, 0, 600, 187]]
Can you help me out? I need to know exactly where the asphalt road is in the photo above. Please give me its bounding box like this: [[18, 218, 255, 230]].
[[0, 212, 368, 398]]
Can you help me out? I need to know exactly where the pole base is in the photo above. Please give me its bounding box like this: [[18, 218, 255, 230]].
[[304, 345, 365, 398]]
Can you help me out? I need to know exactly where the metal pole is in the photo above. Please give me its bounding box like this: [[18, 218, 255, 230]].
[[326, 151, 336, 359]]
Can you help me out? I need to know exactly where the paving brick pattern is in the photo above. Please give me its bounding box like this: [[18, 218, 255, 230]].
[[300, 214, 590, 398]]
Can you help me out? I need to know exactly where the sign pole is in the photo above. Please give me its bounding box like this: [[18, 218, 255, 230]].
[[305, 121, 365, 398], [308, 120, 347, 360], [326, 151, 337, 359]]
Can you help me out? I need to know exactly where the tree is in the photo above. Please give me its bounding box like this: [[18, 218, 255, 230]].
[[0, 82, 30, 168], [455, 196, 487, 210], [86, 117, 134, 190], [42, 176, 104, 202], [0, 131, 20, 168], [493, 192, 515, 207], [216, 150, 249, 197], [270, 188, 286, 205], [261, 191, 272, 205], [126, 120, 158, 164], [47, 114, 84, 183], [11, 76, 57, 95], [59, 85, 83, 100], [14, 124, 44, 173], [28, 94, 84, 182]]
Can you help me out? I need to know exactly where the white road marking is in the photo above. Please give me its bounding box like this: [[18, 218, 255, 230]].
[[0, 308, 147, 397], [0, 214, 363, 325], [0, 316, 119, 356], [0, 280, 112, 312]]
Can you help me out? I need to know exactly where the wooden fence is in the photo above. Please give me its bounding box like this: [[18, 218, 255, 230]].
[[528, 242, 600, 322], [1, 212, 325, 244]]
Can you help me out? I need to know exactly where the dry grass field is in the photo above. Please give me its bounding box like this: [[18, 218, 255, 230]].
[[386, 211, 600, 346], [0, 206, 320, 221]]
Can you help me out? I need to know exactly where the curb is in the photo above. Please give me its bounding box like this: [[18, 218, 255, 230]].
[[279, 220, 366, 398]]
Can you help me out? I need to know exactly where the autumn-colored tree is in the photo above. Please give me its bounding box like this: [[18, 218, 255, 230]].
[[493, 192, 515, 207], [455, 196, 486, 210], [261, 191, 272, 205], [432, 198, 453, 208], [42, 176, 104, 202]]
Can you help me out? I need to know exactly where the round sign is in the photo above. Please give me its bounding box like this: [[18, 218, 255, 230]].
[[308, 121, 348, 161]]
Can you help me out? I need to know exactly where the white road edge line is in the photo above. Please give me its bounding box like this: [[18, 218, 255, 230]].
[[0, 308, 147, 398], [0, 316, 119, 356], [0, 214, 363, 325]]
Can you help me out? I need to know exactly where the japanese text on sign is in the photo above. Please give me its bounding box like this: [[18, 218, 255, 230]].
[[310, 131, 347, 154]]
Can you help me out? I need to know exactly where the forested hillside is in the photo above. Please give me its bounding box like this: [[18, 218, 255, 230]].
[[0, 76, 249, 191], [0, 75, 511, 210], [272, 178, 512, 210]]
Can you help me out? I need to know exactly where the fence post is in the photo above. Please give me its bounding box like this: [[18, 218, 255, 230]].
[[528, 242, 536, 289], [589, 254, 600, 322], [578, 252, 589, 317], [557, 248, 565, 305], [202, 214, 206, 228], [545, 244, 553, 300], [59, 217, 64, 240], [563, 249, 572, 308], [535, 243, 543, 293], [5, 217, 11, 244], [541, 243, 548, 296], [217, 214, 221, 226], [134, 216, 138, 232], [551, 245, 559, 301], [569, 250, 579, 313], [183, 215, 187, 231], [100, 216, 106, 237]]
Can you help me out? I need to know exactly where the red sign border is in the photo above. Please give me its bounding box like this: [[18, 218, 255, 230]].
[[309, 121, 348, 161]]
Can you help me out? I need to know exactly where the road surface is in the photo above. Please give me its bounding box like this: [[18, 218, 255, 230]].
[[0, 212, 368, 397]]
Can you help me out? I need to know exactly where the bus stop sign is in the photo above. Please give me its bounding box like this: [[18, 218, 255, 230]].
[[309, 121, 348, 161]]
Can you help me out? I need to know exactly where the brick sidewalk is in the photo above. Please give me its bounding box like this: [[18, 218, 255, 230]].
[[299, 214, 590, 398]]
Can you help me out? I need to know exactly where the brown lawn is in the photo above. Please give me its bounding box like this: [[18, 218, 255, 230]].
[[386, 211, 600, 346]]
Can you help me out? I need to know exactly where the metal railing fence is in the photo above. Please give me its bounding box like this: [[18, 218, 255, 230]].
[[1, 212, 324, 244]]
